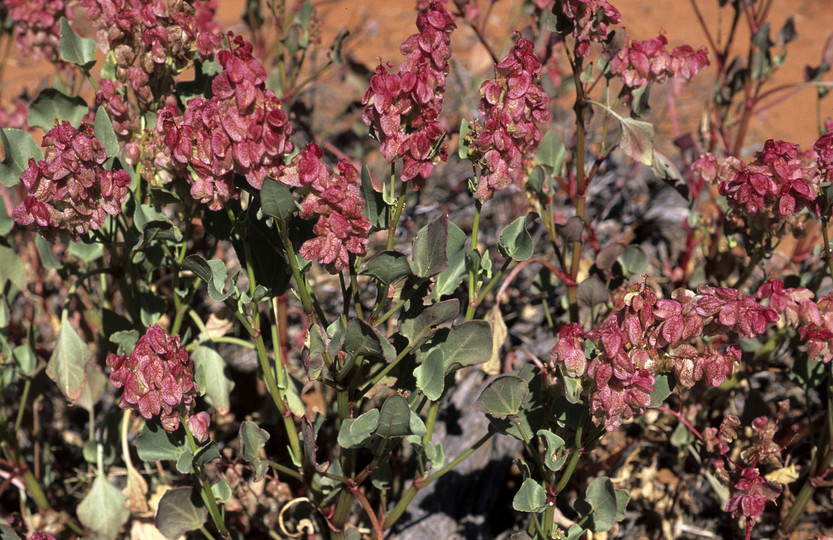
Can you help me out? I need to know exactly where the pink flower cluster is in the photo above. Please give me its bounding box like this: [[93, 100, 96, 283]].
[[557, 0, 621, 57], [468, 37, 551, 203], [757, 278, 833, 363], [107, 325, 209, 442], [154, 35, 294, 209], [552, 280, 777, 431], [6, 0, 73, 62], [83, 0, 222, 132], [277, 143, 371, 273], [610, 34, 709, 93], [705, 407, 790, 536], [717, 139, 822, 233], [361, 1, 456, 189], [13, 122, 131, 242]]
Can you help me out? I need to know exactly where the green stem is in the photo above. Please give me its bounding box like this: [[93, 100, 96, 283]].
[[184, 422, 229, 538], [387, 165, 406, 251], [777, 368, 833, 538], [383, 432, 494, 530], [465, 199, 483, 321], [13, 379, 31, 434]]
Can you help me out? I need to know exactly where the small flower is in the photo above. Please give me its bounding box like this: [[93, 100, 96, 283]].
[[557, 0, 621, 57], [12, 122, 130, 241], [610, 33, 708, 96], [361, 1, 456, 189], [6, 0, 72, 62], [278, 143, 371, 273], [107, 325, 206, 434], [718, 139, 822, 235], [552, 323, 586, 377], [467, 37, 551, 202], [725, 467, 782, 523], [153, 35, 294, 209]]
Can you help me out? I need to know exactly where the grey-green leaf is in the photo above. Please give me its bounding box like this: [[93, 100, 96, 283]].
[[375, 395, 411, 439], [535, 130, 567, 176], [260, 177, 296, 221], [77, 475, 130, 539], [477, 374, 528, 419], [409, 215, 448, 278], [433, 221, 466, 300], [499, 213, 536, 261], [441, 320, 493, 371], [0, 245, 27, 293], [361, 251, 412, 284], [361, 165, 387, 230], [414, 348, 445, 401], [155, 487, 207, 539], [59, 17, 96, 70], [342, 318, 396, 363], [28, 88, 88, 131], [94, 106, 120, 158], [193, 345, 233, 414], [240, 421, 270, 481], [46, 314, 92, 404], [0, 128, 43, 187], [136, 421, 189, 463], [619, 117, 654, 166], [512, 478, 547, 513]]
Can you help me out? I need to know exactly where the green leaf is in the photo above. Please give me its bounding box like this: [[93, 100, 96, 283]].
[[458, 118, 472, 159], [0, 128, 43, 187], [67, 239, 104, 262], [375, 395, 411, 439], [260, 177, 296, 221], [0, 518, 21, 540], [75, 363, 108, 412], [537, 430, 567, 472], [477, 374, 528, 419], [193, 346, 233, 414], [649, 372, 675, 407], [441, 320, 493, 371], [409, 215, 448, 278], [414, 348, 445, 401], [512, 478, 547, 513], [535, 130, 567, 176], [361, 165, 387, 230], [212, 479, 232, 503], [578, 477, 626, 532], [619, 117, 654, 166], [361, 251, 412, 284], [155, 487, 207, 539], [0, 245, 27, 292], [240, 421, 270, 481], [46, 314, 92, 404], [13, 344, 37, 377], [182, 254, 238, 302], [136, 420, 189, 464], [433, 221, 466, 300], [617, 245, 648, 276], [35, 235, 60, 269], [499, 213, 536, 261], [338, 408, 379, 448], [59, 17, 96, 70], [0, 199, 13, 236], [577, 274, 610, 308], [27, 88, 88, 131], [77, 475, 130, 539], [399, 298, 460, 343], [342, 318, 396, 363], [95, 106, 119, 158]]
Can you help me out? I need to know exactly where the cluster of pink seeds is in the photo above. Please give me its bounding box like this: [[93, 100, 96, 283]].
[[12, 122, 131, 242], [107, 324, 209, 442]]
